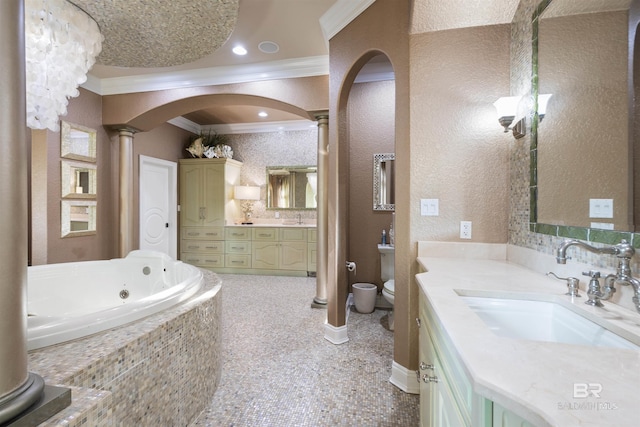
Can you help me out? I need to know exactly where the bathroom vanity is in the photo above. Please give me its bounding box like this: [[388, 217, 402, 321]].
[[181, 224, 316, 276], [416, 242, 640, 427]]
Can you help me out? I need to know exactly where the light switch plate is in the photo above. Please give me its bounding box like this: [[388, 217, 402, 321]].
[[420, 199, 439, 216], [589, 199, 613, 218]]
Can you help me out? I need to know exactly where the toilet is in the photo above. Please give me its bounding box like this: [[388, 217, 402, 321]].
[[378, 244, 395, 330]]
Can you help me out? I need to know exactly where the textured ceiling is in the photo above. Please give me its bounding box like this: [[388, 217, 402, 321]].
[[72, 0, 239, 68]]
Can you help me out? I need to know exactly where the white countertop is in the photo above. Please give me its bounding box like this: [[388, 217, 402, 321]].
[[416, 254, 640, 427], [226, 223, 316, 228]]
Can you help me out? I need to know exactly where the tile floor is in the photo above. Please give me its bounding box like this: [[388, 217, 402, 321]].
[[192, 274, 419, 427]]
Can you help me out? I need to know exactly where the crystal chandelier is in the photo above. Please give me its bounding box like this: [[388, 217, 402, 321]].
[[25, 0, 102, 131]]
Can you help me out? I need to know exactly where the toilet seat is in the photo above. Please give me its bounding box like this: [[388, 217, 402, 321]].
[[383, 279, 394, 296]]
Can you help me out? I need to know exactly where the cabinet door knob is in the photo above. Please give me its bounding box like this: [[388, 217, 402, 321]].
[[416, 317, 421, 328], [422, 374, 438, 383], [420, 362, 434, 371]]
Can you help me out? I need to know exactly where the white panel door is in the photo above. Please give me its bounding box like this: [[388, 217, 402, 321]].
[[139, 155, 177, 258]]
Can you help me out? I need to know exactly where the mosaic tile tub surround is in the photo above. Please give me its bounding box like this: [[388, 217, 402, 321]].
[[28, 269, 222, 426]]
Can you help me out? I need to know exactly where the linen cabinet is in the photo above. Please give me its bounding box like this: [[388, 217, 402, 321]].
[[179, 158, 242, 267]]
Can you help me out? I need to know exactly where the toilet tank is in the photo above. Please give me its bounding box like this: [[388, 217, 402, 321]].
[[378, 244, 395, 282]]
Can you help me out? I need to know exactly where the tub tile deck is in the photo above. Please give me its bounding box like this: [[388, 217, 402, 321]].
[[192, 274, 419, 427]]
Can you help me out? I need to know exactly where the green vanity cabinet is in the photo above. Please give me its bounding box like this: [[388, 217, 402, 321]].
[[418, 290, 534, 427], [252, 227, 307, 271]]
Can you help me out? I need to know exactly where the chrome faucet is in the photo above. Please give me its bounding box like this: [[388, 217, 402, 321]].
[[555, 239, 640, 313], [296, 213, 302, 224]]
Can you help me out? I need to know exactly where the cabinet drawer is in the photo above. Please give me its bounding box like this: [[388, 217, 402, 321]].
[[182, 227, 224, 240], [225, 254, 251, 268], [225, 227, 251, 240], [181, 240, 224, 253], [181, 253, 224, 268], [225, 241, 251, 254], [279, 227, 307, 242], [308, 228, 317, 243], [252, 228, 278, 241]]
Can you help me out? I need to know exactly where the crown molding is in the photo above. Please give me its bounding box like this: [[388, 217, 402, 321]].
[[168, 118, 317, 135], [203, 120, 316, 135], [320, 0, 376, 41], [83, 55, 329, 96], [167, 116, 201, 134]]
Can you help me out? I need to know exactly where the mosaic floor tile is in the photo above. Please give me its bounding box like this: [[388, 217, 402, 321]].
[[192, 274, 419, 427]]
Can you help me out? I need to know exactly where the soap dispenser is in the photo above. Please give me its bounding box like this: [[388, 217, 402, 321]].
[[381, 229, 387, 245]]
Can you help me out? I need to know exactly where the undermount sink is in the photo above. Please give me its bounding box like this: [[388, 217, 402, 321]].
[[459, 295, 640, 350]]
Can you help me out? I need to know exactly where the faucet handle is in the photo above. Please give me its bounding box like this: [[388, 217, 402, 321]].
[[582, 270, 601, 279], [546, 272, 581, 297]]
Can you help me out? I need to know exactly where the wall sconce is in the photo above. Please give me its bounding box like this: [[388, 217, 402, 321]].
[[493, 96, 526, 139], [234, 185, 261, 224], [537, 94, 553, 122]]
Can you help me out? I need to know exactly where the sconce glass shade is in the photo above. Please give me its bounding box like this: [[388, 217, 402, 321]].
[[493, 96, 522, 132], [537, 94, 553, 121], [234, 185, 261, 201], [25, 0, 103, 132]]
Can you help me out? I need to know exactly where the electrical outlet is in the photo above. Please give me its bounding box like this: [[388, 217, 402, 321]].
[[460, 221, 472, 239]]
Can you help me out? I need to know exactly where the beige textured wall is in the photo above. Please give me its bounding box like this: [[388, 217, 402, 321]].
[[347, 80, 395, 290], [409, 27, 510, 244]]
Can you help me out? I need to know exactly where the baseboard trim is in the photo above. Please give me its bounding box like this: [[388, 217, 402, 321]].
[[389, 360, 420, 394], [324, 322, 349, 344]]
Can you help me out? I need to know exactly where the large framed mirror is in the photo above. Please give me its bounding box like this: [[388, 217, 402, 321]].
[[266, 166, 317, 209], [530, 0, 640, 244], [61, 121, 97, 162], [373, 153, 395, 211]]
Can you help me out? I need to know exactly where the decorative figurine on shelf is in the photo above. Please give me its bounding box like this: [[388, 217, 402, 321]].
[[185, 130, 233, 159], [185, 137, 206, 158]]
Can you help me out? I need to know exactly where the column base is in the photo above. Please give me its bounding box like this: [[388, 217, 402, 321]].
[[0, 373, 71, 426], [311, 297, 327, 308]]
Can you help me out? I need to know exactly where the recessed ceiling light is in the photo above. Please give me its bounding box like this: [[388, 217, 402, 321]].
[[258, 41, 280, 54], [232, 45, 247, 55], [258, 111, 268, 118]]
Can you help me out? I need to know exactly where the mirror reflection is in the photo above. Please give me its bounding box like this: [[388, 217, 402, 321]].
[[61, 121, 97, 162], [373, 153, 395, 211], [61, 160, 97, 198], [266, 166, 317, 209], [61, 200, 97, 237], [536, 0, 632, 231]]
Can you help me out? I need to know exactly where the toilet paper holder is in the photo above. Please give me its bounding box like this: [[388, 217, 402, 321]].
[[346, 261, 356, 274]]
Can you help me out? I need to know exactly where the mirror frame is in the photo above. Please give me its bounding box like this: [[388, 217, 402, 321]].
[[530, 0, 640, 246], [266, 165, 318, 210], [373, 153, 395, 211], [61, 160, 97, 199], [61, 200, 97, 238], [60, 121, 97, 162]]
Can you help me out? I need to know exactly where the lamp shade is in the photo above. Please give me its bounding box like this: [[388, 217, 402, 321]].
[[537, 94, 553, 117], [493, 96, 521, 119], [234, 185, 260, 200]]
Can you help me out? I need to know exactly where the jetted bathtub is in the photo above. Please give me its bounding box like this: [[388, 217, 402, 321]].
[[27, 250, 203, 350]]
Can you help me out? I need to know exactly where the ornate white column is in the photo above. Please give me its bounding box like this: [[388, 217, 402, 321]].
[[312, 112, 329, 307], [118, 129, 136, 257], [0, 0, 44, 422]]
